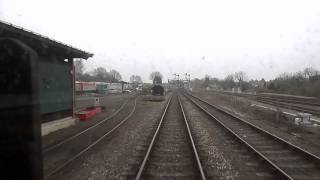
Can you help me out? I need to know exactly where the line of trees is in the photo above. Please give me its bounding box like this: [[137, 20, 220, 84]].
[[198, 71, 250, 91], [192, 67, 320, 97], [75, 60, 163, 87], [267, 67, 320, 97], [74, 60, 122, 83], [128, 71, 163, 87]]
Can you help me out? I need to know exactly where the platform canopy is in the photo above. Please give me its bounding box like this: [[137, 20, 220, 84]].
[[0, 20, 93, 59]]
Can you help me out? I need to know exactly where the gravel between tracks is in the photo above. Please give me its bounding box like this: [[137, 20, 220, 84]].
[[193, 91, 320, 157], [140, 95, 199, 179], [46, 96, 168, 180], [180, 95, 276, 180]]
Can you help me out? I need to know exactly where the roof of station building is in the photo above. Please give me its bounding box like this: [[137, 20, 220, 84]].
[[0, 20, 93, 59]]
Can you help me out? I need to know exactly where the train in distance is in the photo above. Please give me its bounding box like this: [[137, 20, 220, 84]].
[[151, 76, 165, 96]]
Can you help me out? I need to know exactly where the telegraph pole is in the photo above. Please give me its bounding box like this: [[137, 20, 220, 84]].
[[184, 73, 191, 90], [173, 73, 180, 88]]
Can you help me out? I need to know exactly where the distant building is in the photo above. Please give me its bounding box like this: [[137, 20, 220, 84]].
[[310, 75, 320, 82]]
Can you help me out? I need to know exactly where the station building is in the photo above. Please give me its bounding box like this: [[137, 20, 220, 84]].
[[0, 20, 93, 179], [0, 20, 93, 135]]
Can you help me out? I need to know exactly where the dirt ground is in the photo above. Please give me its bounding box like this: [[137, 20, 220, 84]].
[[193, 90, 320, 157], [46, 95, 168, 180]]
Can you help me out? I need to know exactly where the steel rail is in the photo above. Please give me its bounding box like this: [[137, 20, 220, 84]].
[[135, 94, 206, 180], [255, 98, 320, 116], [44, 98, 137, 179], [44, 98, 131, 153], [255, 96, 320, 106], [134, 95, 173, 180], [187, 93, 320, 162], [177, 94, 206, 180], [183, 93, 293, 179], [218, 91, 320, 106], [216, 91, 320, 114], [185, 92, 320, 179]]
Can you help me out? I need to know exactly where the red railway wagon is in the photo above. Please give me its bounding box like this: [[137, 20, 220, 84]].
[[75, 81, 96, 92]]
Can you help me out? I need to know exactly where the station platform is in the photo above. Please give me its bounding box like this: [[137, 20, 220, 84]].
[[40, 96, 101, 136], [41, 116, 77, 136]]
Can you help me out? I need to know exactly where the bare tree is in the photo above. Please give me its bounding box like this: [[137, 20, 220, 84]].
[[74, 59, 84, 81], [303, 67, 319, 78], [222, 74, 235, 89], [81, 73, 95, 82], [130, 75, 143, 84], [149, 71, 163, 81], [190, 78, 203, 88], [109, 69, 122, 82], [234, 71, 246, 83], [203, 74, 210, 88], [234, 71, 247, 90], [225, 74, 234, 82], [92, 67, 110, 82], [130, 75, 142, 89]]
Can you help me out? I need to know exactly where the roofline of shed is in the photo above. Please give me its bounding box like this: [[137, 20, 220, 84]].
[[0, 19, 93, 59]]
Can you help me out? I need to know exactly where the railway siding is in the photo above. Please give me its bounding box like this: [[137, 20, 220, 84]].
[[186, 93, 320, 180], [44, 97, 137, 179], [217, 91, 320, 117], [194, 90, 320, 156], [50, 96, 169, 180], [180, 95, 275, 179], [42, 94, 132, 149]]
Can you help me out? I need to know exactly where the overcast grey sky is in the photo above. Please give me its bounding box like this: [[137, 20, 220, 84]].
[[1, 0, 320, 82]]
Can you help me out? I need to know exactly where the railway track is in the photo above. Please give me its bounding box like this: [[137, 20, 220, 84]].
[[43, 98, 131, 152], [255, 97, 320, 116], [221, 91, 320, 106], [184, 92, 320, 180], [255, 95, 320, 107], [44, 97, 137, 179], [134, 94, 206, 180], [217, 91, 320, 116]]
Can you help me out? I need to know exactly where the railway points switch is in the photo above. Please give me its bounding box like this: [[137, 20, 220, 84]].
[[294, 113, 312, 125]]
